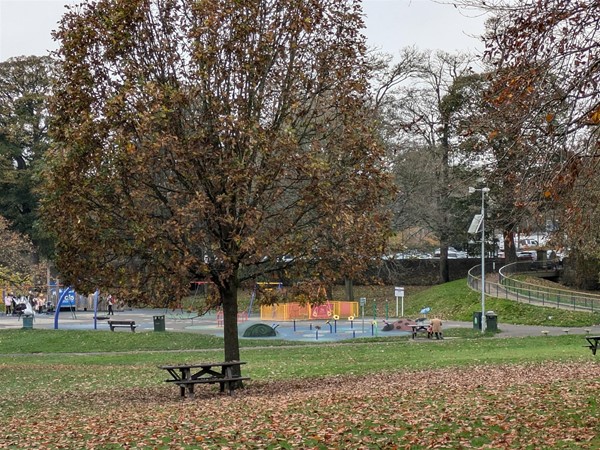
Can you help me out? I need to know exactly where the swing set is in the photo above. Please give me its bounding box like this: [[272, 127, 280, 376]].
[[163, 281, 211, 320], [247, 281, 283, 316], [216, 281, 281, 327]]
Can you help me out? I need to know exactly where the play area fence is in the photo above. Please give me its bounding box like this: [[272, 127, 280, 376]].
[[260, 301, 359, 321], [216, 310, 248, 327]]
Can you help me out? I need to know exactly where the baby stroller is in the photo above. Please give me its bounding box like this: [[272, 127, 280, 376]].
[[14, 303, 27, 317]]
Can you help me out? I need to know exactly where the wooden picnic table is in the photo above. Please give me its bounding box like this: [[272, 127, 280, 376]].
[[409, 323, 432, 339], [159, 361, 249, 398], [584, 336, 600, 355]]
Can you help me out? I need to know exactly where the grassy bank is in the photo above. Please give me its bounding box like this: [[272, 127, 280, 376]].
[[398, 279, 600, 327]]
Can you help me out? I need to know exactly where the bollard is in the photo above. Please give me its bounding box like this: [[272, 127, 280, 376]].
[[293, 320, 296, 332], [316, 330, 319, 340]]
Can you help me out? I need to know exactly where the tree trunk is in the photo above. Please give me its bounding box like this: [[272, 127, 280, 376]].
[[438, 120, 450, 283], [344, 278, 354, 301], [439, 242, 449, 283], [503, 229, 518, 264], [220, 269, 242, 378]]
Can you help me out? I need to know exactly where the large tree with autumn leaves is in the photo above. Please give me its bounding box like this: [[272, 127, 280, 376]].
[[42, 0, 392, 363], [459, 0, 600, 264], [0, 215, 43, 288]]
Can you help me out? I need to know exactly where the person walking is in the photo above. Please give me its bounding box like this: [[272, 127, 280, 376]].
[[107, 294, 115, 315]]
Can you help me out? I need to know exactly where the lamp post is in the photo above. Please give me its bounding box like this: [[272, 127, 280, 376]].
[[469, 186, 490, 333]]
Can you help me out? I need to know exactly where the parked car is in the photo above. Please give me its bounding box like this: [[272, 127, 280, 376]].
[[517, 250, 536, 261], [519, 238, 539, 248], [434, 247, 467, 258]]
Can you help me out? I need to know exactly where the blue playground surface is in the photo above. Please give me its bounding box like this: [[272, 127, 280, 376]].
[[187, 314, 411, 342], [0, 308, 411, 342]]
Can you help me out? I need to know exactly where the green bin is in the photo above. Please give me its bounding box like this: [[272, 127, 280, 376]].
[[485, 312, 498, 332], [472, 311, 482, 330], [22, 315, 34, 329], [153, 315, 165, 332]]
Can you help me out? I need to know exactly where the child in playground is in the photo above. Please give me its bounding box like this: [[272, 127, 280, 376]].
[[35, 293, 45, 314], [4, 294, 12, 315]]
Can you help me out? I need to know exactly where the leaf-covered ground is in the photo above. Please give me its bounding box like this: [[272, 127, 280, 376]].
[[1, 361, 598, 449]]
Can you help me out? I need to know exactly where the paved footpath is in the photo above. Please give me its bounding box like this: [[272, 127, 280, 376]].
[[1, 309, 599, 341], [443, 320, 600, 338]]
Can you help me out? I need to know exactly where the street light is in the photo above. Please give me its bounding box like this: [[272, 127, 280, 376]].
[[469, 186, 490, 333]]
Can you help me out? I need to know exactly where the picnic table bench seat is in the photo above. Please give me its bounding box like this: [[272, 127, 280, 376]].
[[108, 320, 137, 332], [167, 376, 251, 395], [584, 336, 600, 355], [159, 361, 248, 397]]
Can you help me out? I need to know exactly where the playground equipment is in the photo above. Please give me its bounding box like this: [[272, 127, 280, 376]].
[[260, 301, 359, 321], [190, 281, 215, 310], [242, 323, 277, 337], [247, 282, 283, 316], [53, 286, 77, 329], [216, 309, 248, 327], [167, 281, 213, 314], [55, 288, 108, 330]]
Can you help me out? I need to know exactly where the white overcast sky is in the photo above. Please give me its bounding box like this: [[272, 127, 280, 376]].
[[0, 0, 488, 62]]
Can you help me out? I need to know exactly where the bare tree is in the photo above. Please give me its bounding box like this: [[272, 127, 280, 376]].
[[374, 49, 477, 281]]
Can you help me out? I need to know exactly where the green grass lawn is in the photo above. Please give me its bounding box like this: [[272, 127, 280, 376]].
[[1, 279, 599, 449], [1, 331, 598, 449]]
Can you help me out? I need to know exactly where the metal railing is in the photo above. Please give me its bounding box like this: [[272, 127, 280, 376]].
[[468, 261, 600, 312], [467, 262, 513, 301]]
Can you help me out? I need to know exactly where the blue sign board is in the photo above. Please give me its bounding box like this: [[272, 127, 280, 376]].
[[59, 287, 76, 308], [49, 282, 76, 309]]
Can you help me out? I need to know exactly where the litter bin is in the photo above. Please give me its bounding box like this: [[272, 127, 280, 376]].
[[485, 311, 498, 332], [22, 315, 34, 329], [153, 315, 165, 332], [472, 311, 482, 330]]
